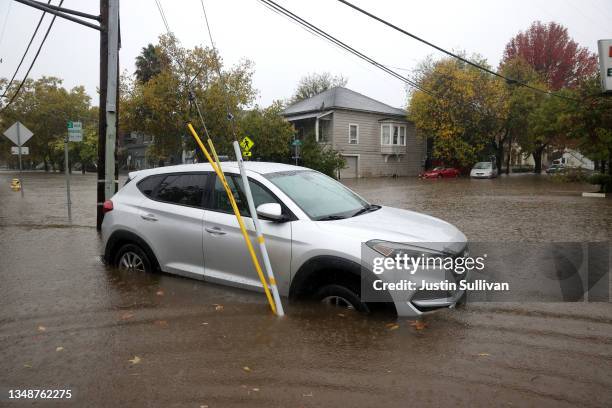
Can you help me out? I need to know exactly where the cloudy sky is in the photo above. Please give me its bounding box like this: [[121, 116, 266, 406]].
[[0, 0, 609, 109]]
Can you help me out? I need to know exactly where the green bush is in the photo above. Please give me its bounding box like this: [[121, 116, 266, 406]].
[[510, 165, 534, 173], [300, 135, 345, 178], [587, 173, 612, 193]]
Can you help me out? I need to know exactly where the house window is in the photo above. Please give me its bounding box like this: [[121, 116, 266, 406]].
[[349, 124, 359, 144], [381, 124, 407, 146]]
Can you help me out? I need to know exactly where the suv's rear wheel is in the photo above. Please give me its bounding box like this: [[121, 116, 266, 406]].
[[314, 284, 370, 313], [115, 243, 152, 274]]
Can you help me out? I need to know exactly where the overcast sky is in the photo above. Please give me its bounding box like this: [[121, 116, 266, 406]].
[[0, 0, 610, 110]]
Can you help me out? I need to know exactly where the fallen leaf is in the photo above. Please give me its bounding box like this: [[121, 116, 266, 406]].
[[337, 313, 345, 317], [37, 325, 46, 332], [252, 388, 260, 392], [201, 322, 209, 326], [120, 313, 134, 321], [385, 323, 400, 330], [214, 304, 224, 311], [242, 366, 251, 372], [56, 346, 64, 352], [200, 405, 209, 408], [154, 320, 168, 327], [24, 363, 32, 368], [156, 290, 164, 296], [303, 392, 313, 397], [408, 320, 428, 330], [128, 356, 141, 365], [477, 353, 490, 357]]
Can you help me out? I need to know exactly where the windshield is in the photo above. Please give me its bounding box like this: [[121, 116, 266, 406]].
[[265, 170, 369, 220], [473, 162, 492, 169]]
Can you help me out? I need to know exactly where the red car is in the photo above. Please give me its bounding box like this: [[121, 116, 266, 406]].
[[419, 166, 461, 179]]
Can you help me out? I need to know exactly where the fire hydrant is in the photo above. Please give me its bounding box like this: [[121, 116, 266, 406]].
[[10, 178, 21, 192]]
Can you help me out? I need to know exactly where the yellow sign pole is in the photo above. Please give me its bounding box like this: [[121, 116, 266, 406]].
[[187, 123, 277, 315]]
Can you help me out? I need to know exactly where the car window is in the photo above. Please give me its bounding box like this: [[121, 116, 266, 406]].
[[209, 175, 280, 217], [265, 170, 368, 220], [154, 173, 208, 207], [137, 174, 166, 197]]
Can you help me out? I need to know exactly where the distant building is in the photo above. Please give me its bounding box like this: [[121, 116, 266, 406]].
[[282, 87, 425, 178], [119, 131, 154, 170]]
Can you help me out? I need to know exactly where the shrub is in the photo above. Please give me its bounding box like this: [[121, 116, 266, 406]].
[[587, 173, 612, 193], [300, 135, 345, 178]]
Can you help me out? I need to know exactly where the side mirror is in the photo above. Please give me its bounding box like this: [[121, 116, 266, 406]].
[[256, 203, 285, 221]]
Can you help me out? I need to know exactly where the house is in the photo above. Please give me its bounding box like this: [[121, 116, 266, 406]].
[[282, 87, 425, 178]]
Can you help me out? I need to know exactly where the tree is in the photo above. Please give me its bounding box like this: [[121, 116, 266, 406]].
[[121, 34, 256, 164], [134, 44, 166, 84], [238, 101, 294, 162], [290, 72, 347, 103], [0, 76, 92, 171], [502, 21, 598, 90], [408, 56, 506, 168]]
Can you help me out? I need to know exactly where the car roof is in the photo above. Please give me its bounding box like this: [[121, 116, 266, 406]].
[[128, 161, 309, 179]]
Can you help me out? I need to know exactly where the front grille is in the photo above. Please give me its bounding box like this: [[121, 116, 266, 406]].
[[412, 290, 453, 301]]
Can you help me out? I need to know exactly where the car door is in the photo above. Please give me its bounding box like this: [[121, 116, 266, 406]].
[[136, 172, 210, 278], [202, 173, 292, 295]]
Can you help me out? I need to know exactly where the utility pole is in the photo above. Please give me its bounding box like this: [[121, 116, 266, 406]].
[[14, 0, 119, 230], [97, 0, 119, 230]]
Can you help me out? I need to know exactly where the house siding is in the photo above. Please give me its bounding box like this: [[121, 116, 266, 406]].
[[331, 110, 424, 177]]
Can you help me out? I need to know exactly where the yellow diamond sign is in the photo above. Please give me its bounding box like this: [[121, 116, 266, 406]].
[[239, 136, 254, 152]]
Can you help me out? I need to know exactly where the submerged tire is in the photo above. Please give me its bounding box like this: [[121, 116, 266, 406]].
[[114, 243, 152, 274], [314, 284, 370, 313]]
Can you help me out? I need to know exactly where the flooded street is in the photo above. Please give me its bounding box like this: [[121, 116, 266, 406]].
[[1, 171, 611, 407]]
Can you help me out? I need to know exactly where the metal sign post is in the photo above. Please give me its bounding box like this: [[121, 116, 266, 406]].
[[3, 121, 34, 198], [64, 121, 83, 221], [232, 141, 284, 316]]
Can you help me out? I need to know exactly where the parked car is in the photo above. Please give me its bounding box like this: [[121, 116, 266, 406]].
[[102, 162, 468, 317], [419, 166, 461, 179], [545, 163, 566, 174], [470, 162, 498, 178]]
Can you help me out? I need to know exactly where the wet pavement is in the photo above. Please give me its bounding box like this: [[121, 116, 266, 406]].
[[1, 171, 611, 407]]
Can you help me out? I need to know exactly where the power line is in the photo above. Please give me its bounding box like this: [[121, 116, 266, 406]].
[[335, 0, 579, 103], [257, 0, 437, 98], [0, 0, 13, 51], [0, 0, 64, 114], [1, 0, 52, 98]]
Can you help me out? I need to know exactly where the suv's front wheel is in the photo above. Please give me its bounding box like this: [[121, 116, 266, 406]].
[[114, 243, 152, 274], [314, 284, 370, 313]]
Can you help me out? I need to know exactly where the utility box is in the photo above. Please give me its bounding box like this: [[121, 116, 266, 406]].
[[598, 39, 612, 93]]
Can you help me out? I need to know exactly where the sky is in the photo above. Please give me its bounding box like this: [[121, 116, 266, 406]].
[[0, 0, 610, 110]]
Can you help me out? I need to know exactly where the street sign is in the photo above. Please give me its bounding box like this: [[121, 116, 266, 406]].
[[291, 139, 303, 146], [67, 121, 83, 142], [598, 39, 612, 93], [11, 146, 29, 155], [239, 136, 254, 152], [243, 151, 252, 157], [3, 121, 33, 146]]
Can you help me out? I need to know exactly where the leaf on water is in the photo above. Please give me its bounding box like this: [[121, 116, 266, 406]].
[[37, 325, 46, 332], [242, 366, 251, 372], [156, 290, 164, 296], [214, 304, 224, 311], [129, 356, 141, 365], [337, 313, 345, 317], [303, 392, 313, 397], [252, 388, 260, 392], [477, 353, 490, 357], [154, 320, 168, 327], [385, 323, 400, 330], [120, 312, 134, 321], [408, 320, 428, 330], [56, 346, 64, 352], [201, 322, 209, 326], [24, 363, 32, 368]]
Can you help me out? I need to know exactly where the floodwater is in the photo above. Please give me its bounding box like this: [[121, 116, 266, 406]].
[[1, 171, 611, 407]]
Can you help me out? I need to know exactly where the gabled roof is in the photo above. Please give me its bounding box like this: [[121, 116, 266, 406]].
[[282, 87, 406, 117]]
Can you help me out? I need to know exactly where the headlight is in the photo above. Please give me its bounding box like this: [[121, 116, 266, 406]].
[[365, 240, 443, 258]]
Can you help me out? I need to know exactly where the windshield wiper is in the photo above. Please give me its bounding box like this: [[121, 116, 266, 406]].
[[351, 204, 381, 217], [316, 215, 348, 221]]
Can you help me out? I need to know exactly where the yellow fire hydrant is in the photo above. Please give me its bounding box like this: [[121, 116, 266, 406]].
[[10, 178, 21, 192]]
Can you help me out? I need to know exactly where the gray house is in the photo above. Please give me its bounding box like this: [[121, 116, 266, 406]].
[[282, 87, 425, 178]]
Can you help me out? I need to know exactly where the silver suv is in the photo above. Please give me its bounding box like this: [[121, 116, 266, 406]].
[[102, 162, 467, 317]]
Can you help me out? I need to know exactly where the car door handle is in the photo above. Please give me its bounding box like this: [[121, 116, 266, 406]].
[[141, 213, 158, 222], [205, 226, 226, 235]]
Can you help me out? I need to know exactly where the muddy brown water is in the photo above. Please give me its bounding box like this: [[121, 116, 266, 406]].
[[1, 171, 611, 407]]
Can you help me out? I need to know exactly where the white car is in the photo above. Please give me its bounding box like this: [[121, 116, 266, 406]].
[[470, 161, 498, 178], [101, 162, 468, 317]]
